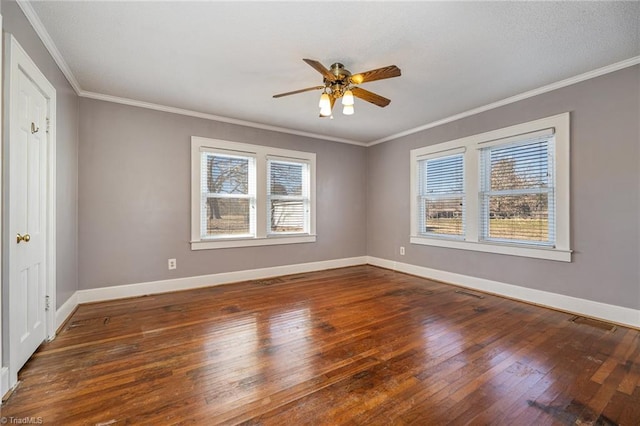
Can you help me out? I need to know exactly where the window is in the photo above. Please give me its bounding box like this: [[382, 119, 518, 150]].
[[410, 113, 571, 262], [191, 137, 316, 249], [417, 152, 465, 238], [479, 137, 554, 245], [267, 159, 310, 235], [200, 151, 256, 239]]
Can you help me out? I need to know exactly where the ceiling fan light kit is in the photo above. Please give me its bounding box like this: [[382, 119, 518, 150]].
[[342, 90, 354, 106], [320, 104, 332, 117], [319, 92, 331, 108], [342, 104, 354, 116], [274, 59, 401, 118]]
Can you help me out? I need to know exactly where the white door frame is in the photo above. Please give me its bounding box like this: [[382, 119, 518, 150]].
[[2, 34, 57, 395], [0, 12, 5, 397]]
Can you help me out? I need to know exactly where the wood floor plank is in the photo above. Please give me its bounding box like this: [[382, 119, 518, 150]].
[[1, 265, 638, 425]]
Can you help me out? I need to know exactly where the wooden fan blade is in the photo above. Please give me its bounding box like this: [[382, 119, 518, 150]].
[[319, 96, 336, 118], [351, 87, 391, 107], [273, 85, 325, 98], [303, 59, 336, 82], [350, 65, 401, 85]]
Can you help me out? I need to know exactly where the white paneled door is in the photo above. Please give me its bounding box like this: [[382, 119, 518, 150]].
[[11, 68, 48, 372], [5, 35, 56, 390]]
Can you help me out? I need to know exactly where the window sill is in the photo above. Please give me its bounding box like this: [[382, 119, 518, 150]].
[[410, 236, 572, 262], [191, 234, 317, 250]]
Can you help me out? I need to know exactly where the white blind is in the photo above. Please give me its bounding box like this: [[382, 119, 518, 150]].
[[267, 159, 310, 234], [418, 153, 465, 238], [200, 152, 255, 238], [479, 136, 555, 246]]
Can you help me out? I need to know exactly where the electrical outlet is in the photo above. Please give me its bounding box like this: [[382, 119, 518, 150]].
[[168, 258, 177, 270], [400, 246, 405, 256]]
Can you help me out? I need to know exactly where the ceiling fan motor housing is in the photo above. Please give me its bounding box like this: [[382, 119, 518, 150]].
[[330, 63, 351, 79], [326, 63, 352, 97]]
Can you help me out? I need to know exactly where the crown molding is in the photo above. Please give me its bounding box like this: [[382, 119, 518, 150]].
[[15, 0, 364, 146], [16, 0, 640, 147], [16, 0, 82, 94], [79, 91, 366, 146], [369, 55, 640, 146]]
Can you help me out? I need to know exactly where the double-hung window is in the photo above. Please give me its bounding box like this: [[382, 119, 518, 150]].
[[479, 137, 554, 245], [191, 137, 316, 249], [417, 151, 465, 238], [410, 113, 571, 262], [267, 158, 310, 235], [200, 150, 256, 239]]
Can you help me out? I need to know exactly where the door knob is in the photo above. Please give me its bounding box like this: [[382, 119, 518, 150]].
[[17, 233, 31, 244]]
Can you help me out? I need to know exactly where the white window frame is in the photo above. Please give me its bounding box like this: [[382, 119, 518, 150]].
[[191, 137, 316, 250], [410, 113, 571, 262], [478, 137, 555, 247], [199, 149, 257, 239], [416, 148, 466, 240], [267, 157, 311, 236]]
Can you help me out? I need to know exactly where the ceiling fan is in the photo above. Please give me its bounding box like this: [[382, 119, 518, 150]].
[[273, 59, 401, 117]]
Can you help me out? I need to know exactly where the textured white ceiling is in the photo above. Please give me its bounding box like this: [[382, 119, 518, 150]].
[[27, 1, 640, 144]]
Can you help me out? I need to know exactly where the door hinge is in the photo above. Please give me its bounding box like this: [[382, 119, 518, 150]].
[[46, 117, 50, 134], [45, 295, 50, 312]]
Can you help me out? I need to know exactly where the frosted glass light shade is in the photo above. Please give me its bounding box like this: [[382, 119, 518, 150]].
[[319, 93, 331, 109], [342, 90, 354, 106], [320, 104, 332, 117]]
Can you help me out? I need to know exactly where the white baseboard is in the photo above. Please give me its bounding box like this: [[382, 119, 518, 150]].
[[367, 256, 640, 329], [55, 292, 78, 330], [56, 255, 639, 331], [76, 256, 368, 304]]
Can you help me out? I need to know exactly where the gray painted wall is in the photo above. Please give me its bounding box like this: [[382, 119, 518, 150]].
[[3, 0, 639, 315], [78, 98, 367, 289], [367, 65, 640, 310], [3, 0, 79, 309]]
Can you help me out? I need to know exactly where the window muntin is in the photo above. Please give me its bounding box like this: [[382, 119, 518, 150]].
[[480, 137, 555, 246], [267, 159, 310, 235], [418, 153, 465, 238]]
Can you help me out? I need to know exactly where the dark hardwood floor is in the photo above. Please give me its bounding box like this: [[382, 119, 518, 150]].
[[1, 265, 639, 425]]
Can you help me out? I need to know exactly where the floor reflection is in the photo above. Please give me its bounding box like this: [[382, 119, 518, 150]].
[[266, 306, 313, 386], [198, 314, 259, 406]]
